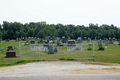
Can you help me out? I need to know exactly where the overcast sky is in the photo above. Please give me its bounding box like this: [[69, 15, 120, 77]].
[[0, 0, 120, 27]]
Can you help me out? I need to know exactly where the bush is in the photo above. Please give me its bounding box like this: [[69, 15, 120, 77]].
[[37, 41, 42, 43], [59, 58, 76, 60], [53, 40, 55, 43], [66, 58, 76, 60], [88, 47, 92, 50], [57, 41, 63, 45], [59, 58, 66, 60], [98, 46, 104, 50]]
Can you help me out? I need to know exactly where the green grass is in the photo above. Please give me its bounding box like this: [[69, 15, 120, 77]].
[[0, 40, 120, 67]]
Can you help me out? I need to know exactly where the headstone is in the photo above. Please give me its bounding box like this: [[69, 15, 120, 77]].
[[5, 39, 9, 42], [67, 40, 75, 47], [22, 37, 25, 40], [95, 37, 96, 41], [84, 37, 87, 41], [18, 38, 21, 41], [44, 47, 48, 52], [77, 37, 81, 44], [24, 37, 26, 40], [5, 46, 16, 57], [46, 37, 49, 43], [30, 37, 35, 44], [48, 40, 54, 54], [56, 37, 60, 43], [98, 39, 102, 46], [109, 38, 113, 44], [62, 36, 66, 44], [54, 40, 58, 52], [31, 46, 35, 51], [16, 38, 18, 41], [67, 40, 75, 51], [89, 38, 92, 46], [68, 37, 71, 40], [44, 42, 49, 48], [88, 37, 90, 42], [105, 38, 108, 45], [24, 42, 29, 46]]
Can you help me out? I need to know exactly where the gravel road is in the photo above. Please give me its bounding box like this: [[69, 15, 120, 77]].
[[0, 61, 120, 80]]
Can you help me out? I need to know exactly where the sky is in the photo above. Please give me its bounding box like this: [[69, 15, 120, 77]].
[[0, 0, 120, 27]]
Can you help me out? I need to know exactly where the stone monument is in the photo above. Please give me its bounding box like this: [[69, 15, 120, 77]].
[[30, 38, 35, 44], [6, 46, 16, 57], [48, 40, 54, 54], [109, 38, 113, 44], [98, 39, 102, 46], [77, 37, 81, 44], [54, 40, 58, 52], [89, 38, 92, 46], [62, 36, 66, 44], [105, 38, 108, 45]]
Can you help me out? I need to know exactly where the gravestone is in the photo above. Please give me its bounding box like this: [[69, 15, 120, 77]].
[[21, 37, 25, 40], [89, 38, 92, 46], [44, 47, 48, 52], [44, 42, 49, 48], [88, 37, 90, 42], [77, 37, 81, 44], [5, 39, 9, 42], [67, 40, 75, 47], [68, 37, 71, 40], [98, 39, 102, 46], [18, 38, 21, 41], [5, 46, 16, 57], [84, 37, 87, 41], [48, 40, 54, 54], [62, 36, 66, 44], [46, 37, 50, 43], [113, 38, 117, 42], [54, 40, 58, 52], [109, 38, 113, 44], [105, 38, 108, 45], [95, 37, 96, 41], [56, 37, 60, 43], [67, 40, 75, 51], [24, 42, 29, 46], [25, 36, 27, 40], [30, 38, 35, 44], [16, 38, 18, 41]]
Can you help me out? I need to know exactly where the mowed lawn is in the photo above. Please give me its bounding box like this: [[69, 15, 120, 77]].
[[0, 40, 120, 67]]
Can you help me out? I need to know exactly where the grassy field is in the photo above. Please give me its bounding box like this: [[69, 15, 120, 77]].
[[0, 40, 120, 67]]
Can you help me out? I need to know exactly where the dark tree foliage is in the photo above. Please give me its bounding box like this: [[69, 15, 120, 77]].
[[0, 21, 120, 40]]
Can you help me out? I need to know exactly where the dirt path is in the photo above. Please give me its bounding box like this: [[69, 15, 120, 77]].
[[0, 61, 120, 78]]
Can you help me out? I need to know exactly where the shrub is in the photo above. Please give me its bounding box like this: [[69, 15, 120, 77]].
[[88, 47, 92, 50], [53, 40, 55, 43], [66, 58, 76, 60], [37, 41, 42, 43], [57, 41, 63, 45], [59, 58, 66, 60], [98, 46, 104, 50]]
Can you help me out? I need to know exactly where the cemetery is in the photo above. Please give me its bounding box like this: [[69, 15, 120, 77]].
[[0, 37, 120, 67]]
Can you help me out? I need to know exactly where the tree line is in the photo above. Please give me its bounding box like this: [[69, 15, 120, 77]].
[[0, 21, 120, 40]]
